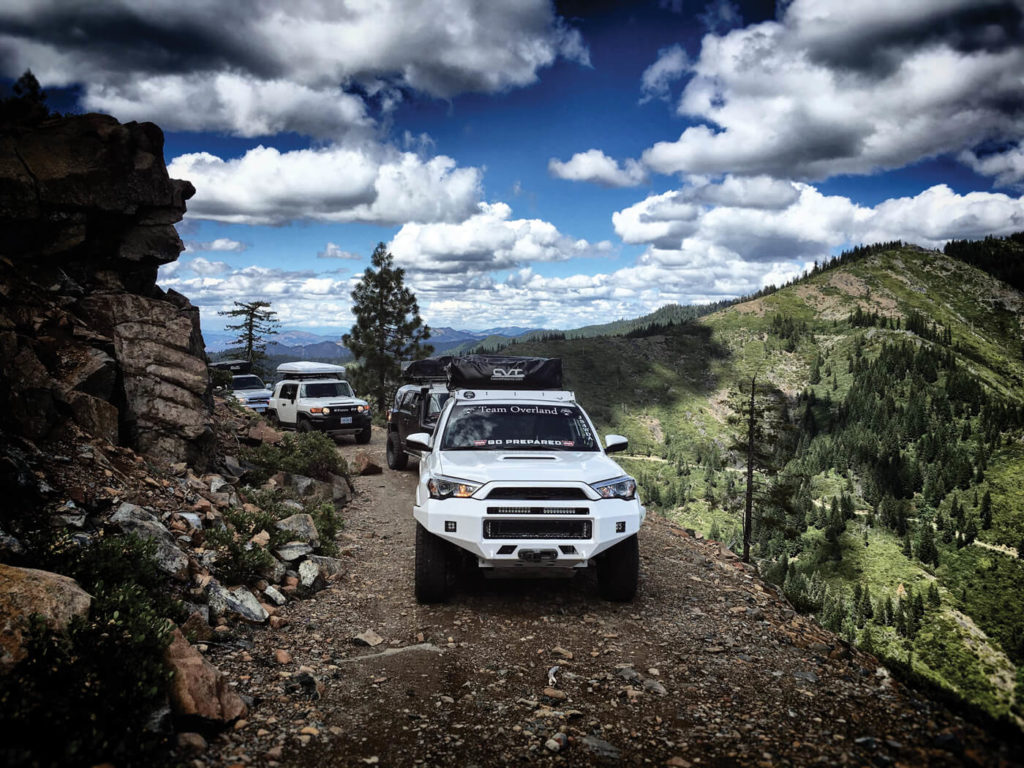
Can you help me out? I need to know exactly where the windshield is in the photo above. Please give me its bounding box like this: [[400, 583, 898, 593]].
[[301, 381, 354, 398], [440, 403, 598, 451], [232, 375, 266, 390]]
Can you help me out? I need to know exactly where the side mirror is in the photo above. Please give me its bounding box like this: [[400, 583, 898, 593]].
[[604, 434, 628, 454], [407, 432, 432, 452]]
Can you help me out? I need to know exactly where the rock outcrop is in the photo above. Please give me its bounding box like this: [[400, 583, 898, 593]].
[[0, 112, 213, 467]]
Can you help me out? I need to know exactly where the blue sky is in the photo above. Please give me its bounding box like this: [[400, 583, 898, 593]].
[[3, 0, 1023, 335]]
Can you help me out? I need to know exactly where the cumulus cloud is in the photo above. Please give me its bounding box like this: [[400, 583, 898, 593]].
[[614, 177, 1024, 266], [548, 150, 648, 187], [169, 145, 482, 226], [698, 0, 743, 33], [183, 237, 247, 253], [639, 44, 689, 103], [317, 243, 361, 260], [642, 0, 1024, 182], [960, 142, 1024, 187], [84, 73, 373, 140], [1, 0, 588, 137], [390, 202, 613, 274]]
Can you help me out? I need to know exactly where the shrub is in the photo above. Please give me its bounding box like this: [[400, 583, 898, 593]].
[[241, 431, 347, 482], [0, 534, 175, 766]]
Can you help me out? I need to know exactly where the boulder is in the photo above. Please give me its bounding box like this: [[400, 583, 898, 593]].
[[307, 554, 346, 580], [352, 451, 382, 476], [206, 583, 268, 624], [275, 541, 313, 562], [291, 474, 332, 499], [110, 502, 189, 580], [165, 628, 247, 724], [298, 559, 325, 592], [275, 513, 320, 548], [0, 564, 92, 671]]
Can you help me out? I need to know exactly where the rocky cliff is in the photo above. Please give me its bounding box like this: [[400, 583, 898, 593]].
[[0, 112, 213, 467]]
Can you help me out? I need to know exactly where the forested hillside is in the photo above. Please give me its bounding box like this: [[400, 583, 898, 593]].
[[500, 240, 1024, 728]]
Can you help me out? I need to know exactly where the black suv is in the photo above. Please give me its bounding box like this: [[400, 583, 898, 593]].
[[386, 383, 449, 470]]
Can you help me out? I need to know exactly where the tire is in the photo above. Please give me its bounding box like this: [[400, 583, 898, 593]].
[[386, 431, 408, 470], [356, 424, 372, 444], [297, 419, 313, 433], [597, 534, 639, 602], [415, 523, 452, 603]]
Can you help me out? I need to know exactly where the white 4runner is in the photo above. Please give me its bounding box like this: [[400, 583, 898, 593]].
[[407, 355, 644, 603], [267, 362, 372, 444]]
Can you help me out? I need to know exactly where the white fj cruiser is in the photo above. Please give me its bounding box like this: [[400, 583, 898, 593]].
[[407, 355, 645, 603], [267, 361, 372, 443]]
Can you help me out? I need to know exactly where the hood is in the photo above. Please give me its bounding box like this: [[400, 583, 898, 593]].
[[234, 388, 273, 399], [437, 450, 627, 486]]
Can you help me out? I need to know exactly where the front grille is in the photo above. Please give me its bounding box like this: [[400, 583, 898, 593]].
[[486, 487, 588, 500], [483, 519, 592, 540], [487, 506, 587, 515]]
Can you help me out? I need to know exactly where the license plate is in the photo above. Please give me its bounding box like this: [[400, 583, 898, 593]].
[[341, 416, 352, 424]]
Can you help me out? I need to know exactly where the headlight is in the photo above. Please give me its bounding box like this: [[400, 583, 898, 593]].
[[357, 404, 370, 412], [309, 407, 329, 414], [427, 475, 481, 499], [590, 476, 637, 500]]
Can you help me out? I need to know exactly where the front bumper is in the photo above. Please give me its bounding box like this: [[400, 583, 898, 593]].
[[308, 411, 372, 435], [413, 485, 644, 569]]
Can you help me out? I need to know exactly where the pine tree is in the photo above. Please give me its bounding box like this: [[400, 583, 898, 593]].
[[916, 521, 939, 566], [927, 582, 941, 608], [343, 243, 432, 412], [901, 531, 913, 558], [981, 490, 993, 529], [218, 300, 279, 374]]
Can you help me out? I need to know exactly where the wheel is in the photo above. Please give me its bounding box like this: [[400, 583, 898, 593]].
[[297, 419, 313, 433], [596, 534, 639, 602], [386, 431, 408, 470], [356, 424, 372, 444], [415, 523, 452, 603]]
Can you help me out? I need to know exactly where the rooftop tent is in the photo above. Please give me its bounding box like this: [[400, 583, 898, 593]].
[[276, 361, 347, 380], [209, 359, 251, 374], [446, 355, 562, 390], [401, 356, 453, 383]]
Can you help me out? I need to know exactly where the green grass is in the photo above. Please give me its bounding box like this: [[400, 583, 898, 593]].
[[939, 544, 1024, 666]]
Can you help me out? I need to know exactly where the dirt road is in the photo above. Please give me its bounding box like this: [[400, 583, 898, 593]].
[[199, 429, 1020, 767]]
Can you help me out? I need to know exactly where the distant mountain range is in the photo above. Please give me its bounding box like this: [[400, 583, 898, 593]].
[[204, 326, 541, 359]]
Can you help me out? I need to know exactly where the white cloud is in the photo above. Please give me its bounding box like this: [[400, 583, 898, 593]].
[[186, 257, 233, 276], [615, 177, 1024, 266], [639, 44, 689, 103], [960, 142, 1024, 188], [642, 0, 1024, 181], [84, 73, 373, 140], [698, 0, 743, 33], [169, 144, 482, 226], [317, 243, 361, 260], [3, 0, 588, 137], [183, 237, 248, 253], [389, 202, 613, 275], [548, 150, 648, 188]]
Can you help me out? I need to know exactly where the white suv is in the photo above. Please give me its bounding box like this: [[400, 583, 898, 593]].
[[267, 362, 372, 443], [408, 359, 644, 603]]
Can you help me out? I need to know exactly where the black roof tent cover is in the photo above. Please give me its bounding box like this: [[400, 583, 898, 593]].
[[401, 356, 453, 383], [447, 355, 562, 390]]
